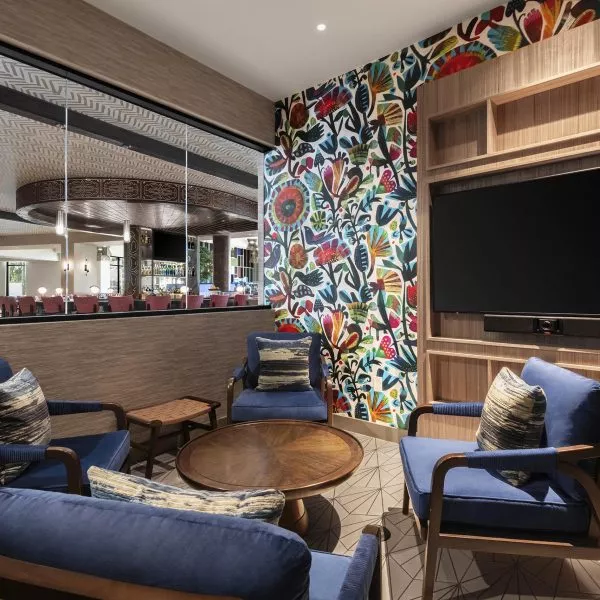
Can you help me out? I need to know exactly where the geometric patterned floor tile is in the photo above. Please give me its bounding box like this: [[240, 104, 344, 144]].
[[135, 437, 600, 600]]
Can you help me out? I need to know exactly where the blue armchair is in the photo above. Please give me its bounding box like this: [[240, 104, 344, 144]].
[[0, 486, 381, 599], [400, 358, 600, 600], [0, 358, 130, 495], [227, 332, 333, 425]]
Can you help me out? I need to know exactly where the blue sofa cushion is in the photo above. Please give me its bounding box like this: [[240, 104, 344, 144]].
[[400, 436, 590, 534], [246, 332, 322, 389], [0, 358, 13, 384], [8, 431, 130, 493], [231, 388, 327, 423], [309, 550, 351, 600], [0, 487, 311, 600], [521, 357, 600, 499]]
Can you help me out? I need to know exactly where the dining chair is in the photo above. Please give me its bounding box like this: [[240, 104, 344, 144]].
[[145, 295, 172, 310], [107, 295, 134, 312], [183, 295, 204, 309], [42, 296, 65, 315], [234, 294, 248, 306], [0, 296, 16, 317], [73, 295, 99, 314], [17, 296, 36, 316], [211, 294, 229, 308]]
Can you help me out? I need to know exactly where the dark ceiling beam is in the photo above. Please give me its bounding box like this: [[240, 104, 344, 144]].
[[0, 86, 258, 189]]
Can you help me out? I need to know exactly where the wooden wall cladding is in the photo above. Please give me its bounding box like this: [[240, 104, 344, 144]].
[[0, 309, 275, 438], [418, 21, 600, 440], [0, 0, 274, 146]]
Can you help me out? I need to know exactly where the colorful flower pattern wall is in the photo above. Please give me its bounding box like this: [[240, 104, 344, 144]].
[[263, 0, 598, 428]]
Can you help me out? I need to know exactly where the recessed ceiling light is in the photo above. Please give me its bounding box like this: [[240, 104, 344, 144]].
[[316, 23, 327, 32]]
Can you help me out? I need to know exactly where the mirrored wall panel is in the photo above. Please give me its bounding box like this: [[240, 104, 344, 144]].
[[0, 50, 263, 318]]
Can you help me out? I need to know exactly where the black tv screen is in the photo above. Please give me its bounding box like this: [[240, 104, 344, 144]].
[[431, 169, 600, 316], [153, 231, 185, 262]]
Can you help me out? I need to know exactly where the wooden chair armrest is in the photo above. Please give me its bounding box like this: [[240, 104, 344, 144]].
[[46, 446, 82, 495], [407, 404, 435, 436], [99, 403, 127, 430], [320, 358, 334, 425], [227, 359, 246, 426]]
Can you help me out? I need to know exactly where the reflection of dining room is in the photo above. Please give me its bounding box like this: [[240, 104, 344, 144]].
[[0, 50, 262, 317]]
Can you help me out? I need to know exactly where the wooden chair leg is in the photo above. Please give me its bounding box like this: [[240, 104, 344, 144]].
[[402, 482, 410, 515], [145, 423, 161, 480], [421, 536, 438, 600]]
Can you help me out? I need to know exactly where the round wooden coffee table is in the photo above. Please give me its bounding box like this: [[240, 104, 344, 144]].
[[176, 420, 363, 535]]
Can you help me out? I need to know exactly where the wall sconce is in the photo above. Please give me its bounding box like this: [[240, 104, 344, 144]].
[[84, 258, 90, 276], [55, 287, 63, 297], [90, 285, 100, 295], [123, 219, 131, 243], [37, 287, 47, 297]]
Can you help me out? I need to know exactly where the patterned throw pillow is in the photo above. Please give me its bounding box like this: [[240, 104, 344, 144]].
[[88, 466, 286, 525], [256, 336, 312, 392], [477, 367, 547, 486], [0, 368, 51, 485]]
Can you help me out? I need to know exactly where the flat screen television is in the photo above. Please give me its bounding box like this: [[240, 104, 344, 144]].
[[153, 231, 186, 262], [431, 169, 600, 316]]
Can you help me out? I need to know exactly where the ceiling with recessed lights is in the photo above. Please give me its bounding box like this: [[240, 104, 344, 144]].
[[84, 0, 498, 100]]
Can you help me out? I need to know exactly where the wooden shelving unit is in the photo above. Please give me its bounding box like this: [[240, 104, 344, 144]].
[[417, 21, 600, 441]]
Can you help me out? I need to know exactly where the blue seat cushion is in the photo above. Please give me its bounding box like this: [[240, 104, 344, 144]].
[[522, 357, 600, 499], [0, 487, 311, 600], [309, 550, 351, 600], [8, 431, 130, 493], [231, 388, 327, 422], [246, 332, 322, 389], [0, 358, 13, 384], [400, 436, 590, 534]]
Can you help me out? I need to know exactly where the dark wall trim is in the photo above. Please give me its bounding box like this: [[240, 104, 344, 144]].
[[0, 304, 271, 326], [0, 41, 270, 155]]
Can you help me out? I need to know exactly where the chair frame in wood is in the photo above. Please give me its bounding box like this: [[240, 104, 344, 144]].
[[226, 356, 334, 425], [403, 404, 600, 600]]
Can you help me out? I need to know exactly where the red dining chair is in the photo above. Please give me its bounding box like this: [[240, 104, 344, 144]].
[[146, 295, 172, 310], [211, 294, 229, 308], [73, 295, 99, 314], [42, 296, 65, 314], [234, 294, 248, 307], [0, 297, 16, 317], [183, 295, 204, 309], [17, 296, 36, 316], [107, 295, 134, 313]]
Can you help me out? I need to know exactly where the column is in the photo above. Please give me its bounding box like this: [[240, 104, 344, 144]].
[[212, 234, 230, 292]]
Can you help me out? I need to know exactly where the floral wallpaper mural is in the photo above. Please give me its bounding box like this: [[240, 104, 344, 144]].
[[263, 0, 599, 428]]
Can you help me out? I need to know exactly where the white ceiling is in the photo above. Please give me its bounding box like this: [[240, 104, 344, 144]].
[[85, 0, 497, 100]]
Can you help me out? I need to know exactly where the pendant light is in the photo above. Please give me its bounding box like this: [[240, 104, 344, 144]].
[[55, 209, 65, 235], [123, 219, 131, 243]]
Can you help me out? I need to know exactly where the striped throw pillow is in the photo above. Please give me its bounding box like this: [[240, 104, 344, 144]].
[[88, 466, 286, 525], [477, 367, 547, 486], [0, 368, 51, 485], [256, 336, 312, 392]]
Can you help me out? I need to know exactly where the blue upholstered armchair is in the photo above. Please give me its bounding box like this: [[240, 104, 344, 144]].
[[0, 358, 130, 495], [400, 358, 600, 600], [0, 486, 382, 599], [227, 332, 333, 425]]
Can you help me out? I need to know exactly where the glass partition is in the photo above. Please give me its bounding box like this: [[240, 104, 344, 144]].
[[0, 49, 263, 318]]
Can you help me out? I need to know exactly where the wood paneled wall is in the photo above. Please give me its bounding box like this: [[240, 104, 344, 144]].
[[0, 309, 275, 438], [0, 0, 274, 146], [418, 21, 600, 441]]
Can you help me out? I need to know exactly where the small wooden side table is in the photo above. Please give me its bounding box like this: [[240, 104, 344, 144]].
[[127, 396, 220, 479]]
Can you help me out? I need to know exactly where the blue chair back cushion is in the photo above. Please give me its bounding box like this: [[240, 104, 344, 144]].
[[246, 332, 322, 389], [521, 358, 600, 499], [400, 436, 590, 534], [0, 358, 13, 384], [0, 487, 311, 600]]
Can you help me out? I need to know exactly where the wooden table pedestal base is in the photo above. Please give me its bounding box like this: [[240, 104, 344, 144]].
[[279, 499, 309, 537]]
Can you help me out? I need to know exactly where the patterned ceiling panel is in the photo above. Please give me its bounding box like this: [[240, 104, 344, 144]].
[[0, 218, 53, 235], [0, 54, 261, 175], [0, 110, 258, 216]]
